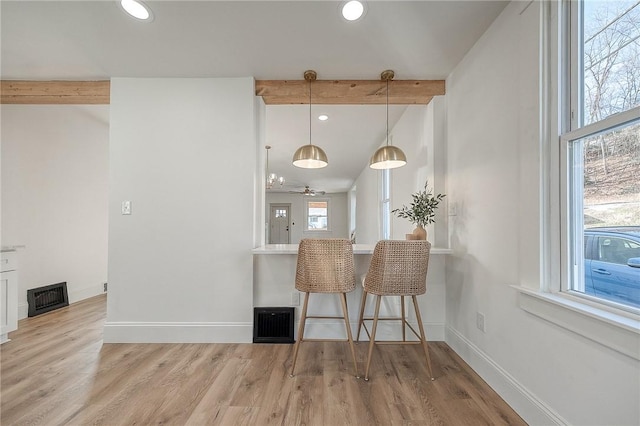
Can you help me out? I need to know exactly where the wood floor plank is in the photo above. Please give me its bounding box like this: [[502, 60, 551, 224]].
[[186, 357, 252, 425], [283, 376, 324, 426], [0, 295, 527, 425]]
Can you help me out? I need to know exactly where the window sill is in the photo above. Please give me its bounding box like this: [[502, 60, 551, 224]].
[[513, 286, 640, 360]]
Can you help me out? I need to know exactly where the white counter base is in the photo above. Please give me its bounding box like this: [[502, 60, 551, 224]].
[[252, 243, 450, 342]]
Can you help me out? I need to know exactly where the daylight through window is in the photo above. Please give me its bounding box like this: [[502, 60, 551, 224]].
[[563, 0, 640, 312], [306, 200, 329, 231]]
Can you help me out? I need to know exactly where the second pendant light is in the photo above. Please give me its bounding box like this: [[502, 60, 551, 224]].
[[370, 70, 407, 170], [292, 70, 329, 169]]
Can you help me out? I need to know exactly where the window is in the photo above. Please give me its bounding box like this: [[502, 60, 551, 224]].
[[305, 199, 329, 232], [562, 0, 640, 312], [381, 169, 391, 240]]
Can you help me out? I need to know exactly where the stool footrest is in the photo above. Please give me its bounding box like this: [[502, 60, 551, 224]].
[[360, 318, 422, 341]]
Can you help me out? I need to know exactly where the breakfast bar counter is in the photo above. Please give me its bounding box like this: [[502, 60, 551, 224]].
[[252, 244, 452, 255], [252, 242, 451, 341]]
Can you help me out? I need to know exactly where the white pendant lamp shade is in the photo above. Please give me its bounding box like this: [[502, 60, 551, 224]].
[[293, 144, 328, 168], [369, 145, 406, 169], [369, 69, 407, 170], [293, 70, 329, 169]]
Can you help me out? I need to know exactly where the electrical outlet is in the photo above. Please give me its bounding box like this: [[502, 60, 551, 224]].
[[291, 292, 300, 306], [103, 282, 108, 292], [476, 312, 486, 332], [121, 200, 131, 215], [449, 202, 458, 216]]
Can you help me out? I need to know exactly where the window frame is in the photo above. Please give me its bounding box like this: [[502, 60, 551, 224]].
[[515, 0, 640, 361], [303, 197, 331, 233], [559, 0, 640, 314], [380, 169, 391, 240], [560, 103, 640, 314]]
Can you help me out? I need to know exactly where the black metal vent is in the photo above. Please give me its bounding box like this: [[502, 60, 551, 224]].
[[27, 282, 69, 317], [253, 307, 295, 343]]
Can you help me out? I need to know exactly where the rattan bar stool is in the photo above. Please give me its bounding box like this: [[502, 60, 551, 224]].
[[356, 240, 434, 381], [289, 238, 359, 378]]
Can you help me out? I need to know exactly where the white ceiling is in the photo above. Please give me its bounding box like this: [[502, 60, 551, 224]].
[[1, 0, 507, 193]]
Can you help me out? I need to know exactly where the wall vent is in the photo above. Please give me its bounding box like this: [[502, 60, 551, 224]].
[[253, 307, 294, 343], [27, 282, 69, 317]]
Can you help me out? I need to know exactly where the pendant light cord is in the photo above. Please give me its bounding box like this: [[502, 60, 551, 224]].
[[386, 78, 389, 146], [309, 77, 312, 146]]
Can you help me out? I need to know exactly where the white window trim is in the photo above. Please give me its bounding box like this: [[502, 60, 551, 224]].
[[515, 286, 640, 360], [381, 169, 391, 240], [303, 197, 331, 233], [514, 1, 640, 360]]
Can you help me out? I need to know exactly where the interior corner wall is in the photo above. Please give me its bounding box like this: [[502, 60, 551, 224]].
[[254, 96, 267, 248], [1, 105, 109, 318], [445, 2, 639, 425], [105, 78, 257, 343]]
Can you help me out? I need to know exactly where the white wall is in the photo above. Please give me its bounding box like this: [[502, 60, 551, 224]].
[[352, 167, 379, 244], [1, 105, 109, 318], [105, 78, 258, 343], [265, 191, 348, 244], [445, 2, 639, 425]]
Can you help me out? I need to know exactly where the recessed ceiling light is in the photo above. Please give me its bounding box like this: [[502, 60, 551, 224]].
[[120, 0, 153, 21], [318, 114, 329, 121], [341, 1, 365, 21]]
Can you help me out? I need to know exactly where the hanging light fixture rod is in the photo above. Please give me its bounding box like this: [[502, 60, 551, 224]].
[[265, 145, 285, 189], [369, 69, 407, 170], [292, 69, 329, 169]]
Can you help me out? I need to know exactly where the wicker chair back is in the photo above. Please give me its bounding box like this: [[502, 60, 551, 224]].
[[295, 239, 356, 293], [364, 240, 431, 296]]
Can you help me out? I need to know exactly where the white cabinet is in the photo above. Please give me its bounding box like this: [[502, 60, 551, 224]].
[[1, 251, 18, 344]]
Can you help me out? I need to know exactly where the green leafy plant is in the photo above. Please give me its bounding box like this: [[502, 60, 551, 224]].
[[392, 181, 445, 227]]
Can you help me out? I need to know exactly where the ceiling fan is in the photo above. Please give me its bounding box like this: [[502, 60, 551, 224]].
[[289, 185, 326, 196]]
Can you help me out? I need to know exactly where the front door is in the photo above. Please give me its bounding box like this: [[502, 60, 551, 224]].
[[269, 204, 290, 244]]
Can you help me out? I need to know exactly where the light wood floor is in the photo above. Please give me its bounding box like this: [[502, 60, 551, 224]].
[[1, 295, 526, 425]]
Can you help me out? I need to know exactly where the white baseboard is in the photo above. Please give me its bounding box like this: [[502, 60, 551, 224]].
[[445, 326, 568, 426], [102, 320, 443, 344], [18, 302, 29, 320], [300, 321, 445, 342], [18, 283, 106, 320], [69, 283, 105, 304], [103, 322, 253, 343]]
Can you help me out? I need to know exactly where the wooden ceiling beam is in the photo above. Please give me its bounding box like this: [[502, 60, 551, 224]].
[[1, 80, 110, 104], [1, 78, 445, 105], [255, 79, 445, 105]]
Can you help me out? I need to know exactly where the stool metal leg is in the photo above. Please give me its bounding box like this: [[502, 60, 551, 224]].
[[339, 293, 359, 378], [355, 288, 368, 342], [412, 295, 434, 380], [364, 295, 382, 381], [290, 292, 310, 377], [401, 296, 406, 342]]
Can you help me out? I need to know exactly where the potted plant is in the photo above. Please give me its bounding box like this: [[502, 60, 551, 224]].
[[392, 181, 445, 240]]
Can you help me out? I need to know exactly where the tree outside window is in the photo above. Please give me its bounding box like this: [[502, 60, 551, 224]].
[[564, 0, 640, 311]]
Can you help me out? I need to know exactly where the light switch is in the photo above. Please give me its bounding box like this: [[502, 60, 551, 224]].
[[121, 201, 132, 215]]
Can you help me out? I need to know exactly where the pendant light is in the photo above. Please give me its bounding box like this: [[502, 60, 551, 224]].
[[369, 70, 407, 170], [292, 70, 328, 169], [265, 145, 285, 189]]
